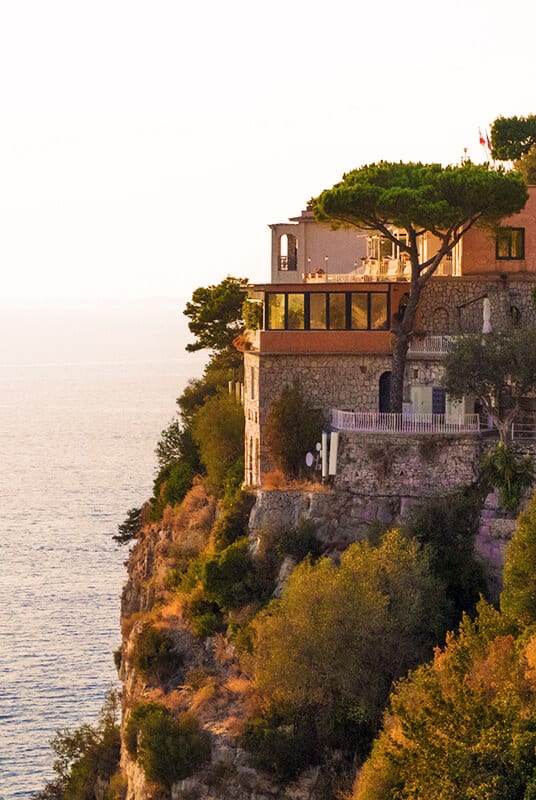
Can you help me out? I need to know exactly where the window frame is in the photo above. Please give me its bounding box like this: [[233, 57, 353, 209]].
[[496, 227, 525, 260]]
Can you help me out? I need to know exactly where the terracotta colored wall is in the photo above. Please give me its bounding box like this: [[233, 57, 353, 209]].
[[258, 329, 392, 354], [463, 186, 536, 275]]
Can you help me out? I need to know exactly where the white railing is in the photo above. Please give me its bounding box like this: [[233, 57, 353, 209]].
[[408, 335, 458, 355], [331, 409, 481, 434], [510, 422, 536, 440]]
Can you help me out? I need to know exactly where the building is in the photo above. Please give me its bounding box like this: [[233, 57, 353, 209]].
[[243, 189, 536, 486]]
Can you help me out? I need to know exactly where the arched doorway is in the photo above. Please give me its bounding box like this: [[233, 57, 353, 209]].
[[379, 371, 392, 413]]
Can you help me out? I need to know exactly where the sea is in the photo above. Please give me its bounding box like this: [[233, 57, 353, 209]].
[[0, 298, 206, 799]]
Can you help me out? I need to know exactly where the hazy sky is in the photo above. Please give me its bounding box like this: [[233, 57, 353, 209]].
[[1, 0, 535, 302]]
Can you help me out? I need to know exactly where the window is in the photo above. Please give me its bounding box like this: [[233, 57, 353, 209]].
[[309, 293, 327, 329], [328, 293, 346, 329], [287, 294, 305, 329], [351, 293, 368, 329], [370, 293, 389, 329], [496, 227, 525, 260], [267, 293, 285, 329], [265, 290, 390, 331]]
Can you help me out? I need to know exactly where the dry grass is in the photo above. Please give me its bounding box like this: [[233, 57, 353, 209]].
[[262, 470, 329, 492]]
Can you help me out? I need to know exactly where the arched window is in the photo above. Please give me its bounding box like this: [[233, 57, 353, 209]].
[[379, 371, 392, 413]]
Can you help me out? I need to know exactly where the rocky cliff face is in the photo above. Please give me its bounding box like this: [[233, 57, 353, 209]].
[[118, 483, 327, 800], [117, 473, 523, 799]]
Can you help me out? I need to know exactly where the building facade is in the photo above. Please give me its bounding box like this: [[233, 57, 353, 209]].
[[244, 189, 536, 486]]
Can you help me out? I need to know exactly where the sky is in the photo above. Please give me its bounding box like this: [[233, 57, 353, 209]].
[[1, 0, 536, 303]]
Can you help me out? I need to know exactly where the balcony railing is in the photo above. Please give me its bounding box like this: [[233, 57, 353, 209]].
[[303, 255, 455, 284], [331, 409, 481, 434], [408, 335, 458, 355]]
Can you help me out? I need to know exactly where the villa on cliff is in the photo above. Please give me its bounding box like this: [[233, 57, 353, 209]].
[[242, 188, 536, 487]]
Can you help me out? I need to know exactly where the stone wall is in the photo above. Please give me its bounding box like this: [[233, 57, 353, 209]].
[[249, 432, 484, 552], [420, 277, 536, 334]]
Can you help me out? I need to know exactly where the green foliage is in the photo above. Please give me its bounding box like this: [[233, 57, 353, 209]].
[[352, 602, 535, 800], [253, 518, 322, 592], [249, 530, 450, 775], [150, 459, 195, 521], [154, 417, 201, 474], [202, 537, 257, 609], [33, 690, 121, 800], [312, 161, 527, 411], [241, 711, 319, 781], [264, 381, 324, 478], [113, 506, 144, 545], [482, 442, 534, 511], [192, 392, 244, 494], [125, 703, 210, 789], [312, 161, 527, 234], [242, 298, 263, 331], [183, 276, 249, 353], [444, 329, 536, 441], [133, 624, 182, 684], [502, 491, 536, 626], [211, 489, 255, 551], [491, 114, 536, 162], [405, 491, 486, 619]]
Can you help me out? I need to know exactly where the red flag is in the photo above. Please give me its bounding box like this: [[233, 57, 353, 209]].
[[479, 128, 486, 147]]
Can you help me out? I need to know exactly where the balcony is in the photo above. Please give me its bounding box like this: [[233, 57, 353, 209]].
[[303, 254, 455, 284], [331, 409, 481, 434], [408, 335, 458, 356]]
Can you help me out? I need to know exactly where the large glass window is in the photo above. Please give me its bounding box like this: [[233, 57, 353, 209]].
[[496, 227, 525, 259], [309, 293, 327, 329], [351, 293, 368, 329], [267, 293, 285, 329], [370, 293, 389, 329], [328, 293, 346, 329], [287, 293, 305, 329]]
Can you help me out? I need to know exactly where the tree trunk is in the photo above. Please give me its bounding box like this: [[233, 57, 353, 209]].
[[389, 278, 422, 413], [390, 332, 411, 412]]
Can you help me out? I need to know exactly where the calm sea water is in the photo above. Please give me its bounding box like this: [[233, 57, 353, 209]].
[[0, 300, 205, 799]]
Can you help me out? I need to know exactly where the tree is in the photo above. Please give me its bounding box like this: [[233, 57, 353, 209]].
[[264, 381, 324, 478], [491, 115, 536, 184], [501, 490, 536, 626], [33, 690, 121, 800], [192, 391, 244, 493], [249, 530, 449, 773], [352, 603, 536, 800], [312, 162, 527, 411], [443, 329, 536, 441], [491, 114, 536, 162], [183, 276, 249, 353]]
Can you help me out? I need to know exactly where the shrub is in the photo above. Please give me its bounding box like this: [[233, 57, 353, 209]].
[[151, 460, 195, 521], [133, 624, 181, 684], [211, 490, 255, 551], [202, 538, 256, 609], [192, 392, 244, 495], [33, 690, 121, 800], [126, 703, 210, 789], [264, 381, 324, 479], [482, 441, 534, 511], [502, 491, 536, 626], [241, 711, 318, 782], [405, 490, 486, 620], [184, 589, 225, 639]]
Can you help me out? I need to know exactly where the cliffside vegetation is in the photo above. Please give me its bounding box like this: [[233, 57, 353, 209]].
[[352, 494, 536, 800], [33, 277, 536, 799]]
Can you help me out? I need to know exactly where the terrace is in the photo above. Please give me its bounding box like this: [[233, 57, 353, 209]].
[[331, 409, 481, 435]]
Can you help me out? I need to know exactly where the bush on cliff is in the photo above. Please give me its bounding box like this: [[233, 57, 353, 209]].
[[133, 624, 182, 684], [192, 392, 244, 495], [502, 490, 536, 626], [125, 702, 210, 789], [32, 690, 121, 800], [404, 490, 486, 621], [246, 530, 450, 777]]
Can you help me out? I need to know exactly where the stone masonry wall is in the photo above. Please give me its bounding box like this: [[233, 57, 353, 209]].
[[420, 277, 536, 334], [249, 432, 484, 552]]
